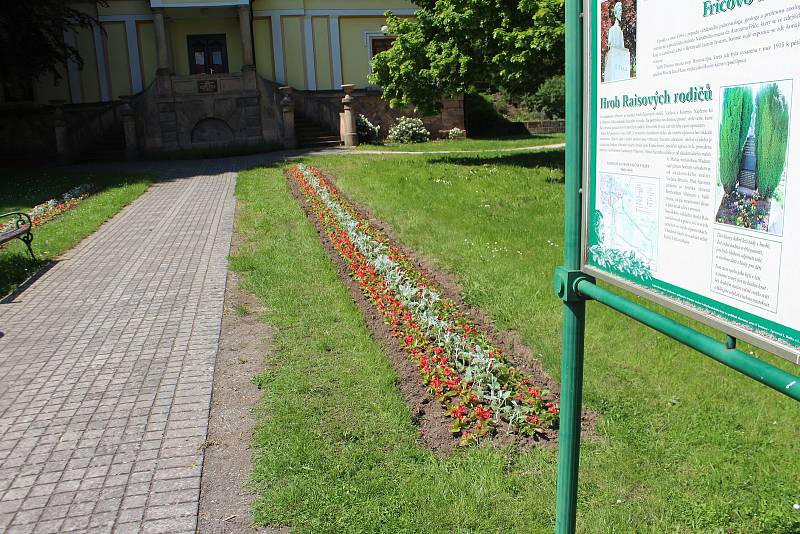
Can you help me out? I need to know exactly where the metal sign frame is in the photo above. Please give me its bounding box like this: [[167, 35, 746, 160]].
[[553, 1, 800, 532], [578, 1, 799, 364]]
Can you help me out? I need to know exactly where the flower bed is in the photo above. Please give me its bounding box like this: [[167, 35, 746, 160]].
[[715, 190, 770, 231], [1, 183, 94, 234], [289, 164, 559, 445]]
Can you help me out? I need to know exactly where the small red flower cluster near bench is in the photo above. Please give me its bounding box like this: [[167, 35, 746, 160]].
[[0, 184, 93, 234], [290, 165, 559, 445]]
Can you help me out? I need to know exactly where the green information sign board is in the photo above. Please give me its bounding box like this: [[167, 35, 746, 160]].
[[582, 0, 800, 364], [553, 1, 800, 532]]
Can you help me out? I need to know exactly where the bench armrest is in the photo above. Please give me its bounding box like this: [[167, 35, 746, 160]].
[[0, 211, 33, 230]]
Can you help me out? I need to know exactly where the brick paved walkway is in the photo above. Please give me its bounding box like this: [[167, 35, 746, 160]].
[[0, 172, 236, 533]]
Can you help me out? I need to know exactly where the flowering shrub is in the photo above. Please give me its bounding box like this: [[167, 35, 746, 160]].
[[0, 183, 93, 234], [447, 127, 466, 140], [290, 164, 558, 445], [356, 114, 381, 144], [386, 117, 430, 144]]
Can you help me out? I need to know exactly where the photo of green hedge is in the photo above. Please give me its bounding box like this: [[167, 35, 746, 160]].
[[715, 80, 792, 236], [755, 83, 790, 199], [718, 86, 753, 194]]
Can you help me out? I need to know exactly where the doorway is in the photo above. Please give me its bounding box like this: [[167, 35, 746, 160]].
[[187, 34, 229, 75]]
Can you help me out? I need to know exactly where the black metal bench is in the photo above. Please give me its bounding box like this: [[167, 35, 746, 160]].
[[0, 212, 36, 260]]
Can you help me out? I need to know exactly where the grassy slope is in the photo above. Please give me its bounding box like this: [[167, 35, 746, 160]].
[[238, 153, 799, 533], [355, 135, 564, 153], [0, 169, 151, 296]]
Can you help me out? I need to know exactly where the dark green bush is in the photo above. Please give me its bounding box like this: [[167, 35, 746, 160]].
[[718, 86, 753, 194], [526, 75, 565, 119], [755, 83, 790, 199]]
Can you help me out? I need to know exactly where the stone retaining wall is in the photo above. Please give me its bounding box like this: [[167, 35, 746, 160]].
[[520, 120, 565, 134], [315, 91, 465, 140], [0, 102, 122, 162]]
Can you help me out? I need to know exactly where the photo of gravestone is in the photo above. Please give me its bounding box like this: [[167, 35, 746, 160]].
[[601, 0, 637, 83], [715, 80, 792, 236]]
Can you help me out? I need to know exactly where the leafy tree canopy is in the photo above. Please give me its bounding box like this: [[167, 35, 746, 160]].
[[369, 0, 565, 115], [0, 1, 105, 88]]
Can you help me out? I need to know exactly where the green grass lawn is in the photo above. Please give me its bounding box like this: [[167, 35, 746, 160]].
[[354, 134, 564, 153], [0, 168, 151, 296], [236, 152, 799, 533]]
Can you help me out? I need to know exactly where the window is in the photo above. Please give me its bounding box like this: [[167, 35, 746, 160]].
[[365, 34, 396, 88], [369, 37, 395, 59], [187, 34, 229, 75]]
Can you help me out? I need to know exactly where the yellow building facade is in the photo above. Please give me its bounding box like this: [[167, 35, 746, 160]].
[[30, 0, 415, 105], [1, 0, 465, 160]]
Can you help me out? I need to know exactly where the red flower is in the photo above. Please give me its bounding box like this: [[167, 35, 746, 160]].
[[431, 376, 443, 393], [474, 406, 492, 420], [445, 376, 461, 390]]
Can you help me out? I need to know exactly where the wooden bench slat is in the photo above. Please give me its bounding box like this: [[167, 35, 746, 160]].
[[0, 225, 30, 244]]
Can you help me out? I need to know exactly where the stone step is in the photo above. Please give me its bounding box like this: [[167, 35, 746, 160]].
[[296, 129, 332, 137], [297, 135, 340, 142], [294, 114, 340, 148], [298, 140, 342, 148]]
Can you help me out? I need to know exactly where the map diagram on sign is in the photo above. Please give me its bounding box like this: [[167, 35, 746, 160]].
[[597, 173, 660, 271]]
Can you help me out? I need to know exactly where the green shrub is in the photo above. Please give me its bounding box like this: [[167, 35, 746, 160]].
[[526, 75, 565, 119], [356, 114, 381, 144], [386, 116, 430, 144], [718, 86, 753, 194], [755, 83, 790, 199]]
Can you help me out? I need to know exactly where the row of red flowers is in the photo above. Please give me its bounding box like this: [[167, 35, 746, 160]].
[[1, 183, 93, 235], [290, 165, 558, 445]]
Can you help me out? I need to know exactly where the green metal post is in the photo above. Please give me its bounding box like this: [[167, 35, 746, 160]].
[[554, 0, 585, 532]]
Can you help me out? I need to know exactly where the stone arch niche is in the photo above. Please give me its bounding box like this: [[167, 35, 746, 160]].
[[190, 117, 235, 145]]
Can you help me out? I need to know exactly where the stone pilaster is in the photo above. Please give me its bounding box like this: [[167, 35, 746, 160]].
[[121, 97, 139, 160], [154, 9, 172, 76], [239, 4, 255, 67], [341, 84, 358, 147], [280, 86, 296, 149], [53, 104, 71, 164]]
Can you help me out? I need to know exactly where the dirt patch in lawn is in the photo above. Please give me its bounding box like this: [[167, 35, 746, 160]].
[[198, 256, 287, 533], [287, 169, 596, 453]]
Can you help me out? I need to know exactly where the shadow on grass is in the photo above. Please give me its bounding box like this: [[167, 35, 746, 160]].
[[0, 166, 158, 299], [428, 150, 565, 172], [0, 252, 50, 301]]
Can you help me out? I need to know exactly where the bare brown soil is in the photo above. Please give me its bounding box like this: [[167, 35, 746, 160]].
[[197, 261, 288, 533], [287, 169, 596, 452]]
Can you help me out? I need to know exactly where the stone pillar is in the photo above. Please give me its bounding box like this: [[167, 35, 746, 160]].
[[121, 97, 139, 160], [154, 8, 172, 76], [441, 94, 465, 132], [280, 86, 296, 149], [341, 84, 358, 147], [239, 4, 255, 67], [52, 104, 71, 164]]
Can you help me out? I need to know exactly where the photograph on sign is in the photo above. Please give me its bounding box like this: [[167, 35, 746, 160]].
[[600, 0, 636, 82], [584, 0, 800, 363]]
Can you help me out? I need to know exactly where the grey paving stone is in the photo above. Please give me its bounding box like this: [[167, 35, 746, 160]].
[[0, 172, 236, 532]]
